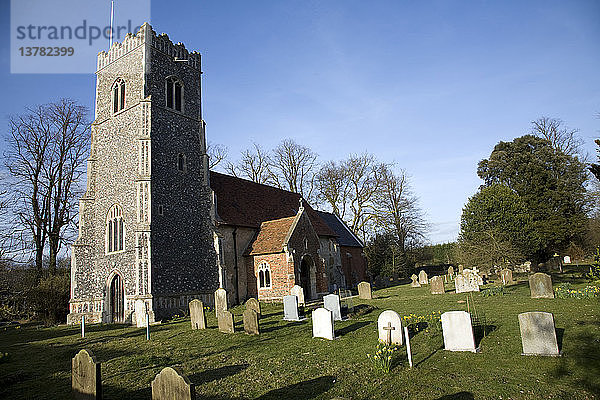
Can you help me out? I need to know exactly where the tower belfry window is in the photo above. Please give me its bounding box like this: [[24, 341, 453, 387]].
[[113, 78, 125, 113], [177, 153, 186, 171], [166, 76, 183, 112]]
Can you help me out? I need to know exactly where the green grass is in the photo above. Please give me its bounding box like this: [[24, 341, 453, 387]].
[[1, 275, 599, 399]]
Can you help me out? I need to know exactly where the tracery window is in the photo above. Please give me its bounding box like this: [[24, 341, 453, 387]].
[[166, 76, 183, 111], [113, 78, 125, 113], [106, 205, 124, 253], [258, 262, 271, 289]]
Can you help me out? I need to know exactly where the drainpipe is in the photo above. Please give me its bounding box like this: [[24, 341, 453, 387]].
[[232, 227, 240, 305]]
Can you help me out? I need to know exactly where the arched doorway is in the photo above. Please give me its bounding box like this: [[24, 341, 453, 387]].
[[109, 274, 124, 323], [299, 255, 316, 300]]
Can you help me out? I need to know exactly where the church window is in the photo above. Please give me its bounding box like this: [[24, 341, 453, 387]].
[[158, 205, 164, 216], [166, 76, 183, 111], [112, 78, 125, 113], [106, 205, 124, 253], [177, 153, 187, 171], [258, 262, 271, 289]]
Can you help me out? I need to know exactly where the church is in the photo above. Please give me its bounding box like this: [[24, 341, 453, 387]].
[[67, 23, 367, 325]]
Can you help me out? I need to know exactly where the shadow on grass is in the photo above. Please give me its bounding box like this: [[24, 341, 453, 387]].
[[414, 344, 443, 368], [347, 304, 376, 319], [473, 324, 497, 348], [189, 364, 249, 386], [261, 324, 288, 333], [256, 375, 335, 400], [436, 392, 475, 400], [552, 330, 600, 396], [336, 321, 370, 337]]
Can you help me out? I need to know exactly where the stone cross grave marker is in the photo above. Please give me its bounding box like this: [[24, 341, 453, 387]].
[[290, 285, 305, 306], [189, 299, 206, 330], [283, 295, 301, 321], [135, 299, 148, 328], [358, 281, 372, 299], [151, 366, 195, 400], [529, 273, 554, 299], [245, 298, 261, 317], [410, 274, 421, 288], [323, 294, 343, 321], [500, 269, 514, 285], [418, 270, 428, 285], [218, 310, 235, 333], [430, 275, 445, 295], [72, 349, 102, 400], [243, 308, 260, 335], [377, 310, 403, 346], [441, 311, 477, 352], [518, 312, 560, 356], [214, 288, 228, 316], [312, 307, 335, 340]]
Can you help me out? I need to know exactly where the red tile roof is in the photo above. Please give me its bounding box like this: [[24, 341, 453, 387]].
[[209, 171, 336, 237], [246, 216, 296, 255]]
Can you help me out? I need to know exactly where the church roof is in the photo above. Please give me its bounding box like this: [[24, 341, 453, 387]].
[[209, 171, 336, 237], [245, 216, 297, 255], [315, 211, 364, 248]]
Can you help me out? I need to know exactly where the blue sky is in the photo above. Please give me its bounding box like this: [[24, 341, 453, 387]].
[[1, 0, 599, 243]]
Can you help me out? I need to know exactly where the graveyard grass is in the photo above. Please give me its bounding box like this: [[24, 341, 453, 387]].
[[1, 270, 599, 399]]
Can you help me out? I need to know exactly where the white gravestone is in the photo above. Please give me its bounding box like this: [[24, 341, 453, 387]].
[[418, 270, 428, 285], [455, 271, 480, 293], [441, 311, 477, 352], [518, 312, 560, 356], [290, 285, 305, 306], [283, 295, 301, 321], [563, 256, 571, 264], [377, 310, 403, 346], [312, 307, 335, 340], [135, 300, 148, 328], [323, 294, 343, 321], [214, 288, 228, 315]]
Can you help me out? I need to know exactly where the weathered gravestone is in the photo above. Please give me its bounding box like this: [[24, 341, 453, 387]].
[[135, 300, 148, 328], [455, 271, 480, 293], [214, 288, 228, 315], [410, 274, 421, 288], [189, 299, 206, 330], [243, 308, 260, 335], [448, 266, 454, 278], [72, 349, 102, 400], [430, 275, 445, 295], [529, 273, 554, 298], [377, 310, 403, 345], [283, 295, 301, 321], [418, 270, 428, 285], [151, 366, 195, 400], [441, 311, 477, 352], [312, 307, 335, 340], [500, 269, 514, 285], [358, 281, 372, 299], [218, 310, 235, 333], [518, 312, 560, 356], [458, 265, 464, 274], [290, 285, 305, 306], [245, 298, 261, 317], [323, 294, 343, 321]]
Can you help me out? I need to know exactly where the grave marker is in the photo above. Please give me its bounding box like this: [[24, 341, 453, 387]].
[[151, 366, 195, 400], [72, 349, 102, 400], [377, 310, 403, 346], [410, 274, 421, 288], [500, 269, 514, 285], [441, 311, 477, 352], [283, 295, 301, 321], [323, 294, 343, 321], [358, 281, 372, 299], [189, 299, 206, 330], [290, 285, 305, 306], [214, 288, 228, 316], [518, 312, 560, 356], [218, 310, 235, 333], [243, 308, 260, 335], [245, 298, 261, 317], [418, 270, 428, 285], [529, 273, 554, 299], [430, 275, 445, 295], [312, 307, 335, 340]]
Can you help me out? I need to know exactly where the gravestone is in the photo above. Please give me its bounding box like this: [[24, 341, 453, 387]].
[[151, 366, 195, 400], [563, 256, 571, 264], [500, 269, 514, 285], [245, 298, 261, 317], [323, 294, 343, 321], [243, 308, 260, 335], [430, 275, 445, 295], [135, 300, 148, 328], [455, 271, 480, 293], [290, 285, 305, 306], [72, 349, 102, 400], [529, 273, 554, 299], [441, 311, 477, 352], [518, 312, 560, 356], [410, 274, 421, 288], [214, 288, 228, 315], [217, 310, 235, 333], [312, 307, 335, 340], [189, 299, 206, 330], [458, 265, 464, 274], [448, 266, 454, 278], [418, 270, 428, 285], [358, 281, 372, 299], [283, 295, 301, 321], [377, 310, 403, 345]]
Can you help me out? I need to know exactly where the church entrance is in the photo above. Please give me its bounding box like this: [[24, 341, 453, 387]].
[[299, 255, 315, 300], [109, 274, 124, 323]]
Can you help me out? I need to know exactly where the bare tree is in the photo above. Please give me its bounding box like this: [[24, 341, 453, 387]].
[[5, 99, 90, 276], [268, 139, 319, 201], [531, 116, 583, 157], [206, 141, 228, 169], [226, 142, 270, 184], [315, 160, 350, 219]]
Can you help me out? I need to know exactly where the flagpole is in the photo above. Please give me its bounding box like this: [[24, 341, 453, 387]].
[[109, 0, 114, 49]]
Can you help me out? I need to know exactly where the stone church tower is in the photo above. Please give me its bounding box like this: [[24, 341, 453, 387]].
[[67, 23, 218, 324]]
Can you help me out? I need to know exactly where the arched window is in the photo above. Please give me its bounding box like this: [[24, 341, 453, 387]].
[[106, 205, 124, 253], [177, 153, 186, 171], [113, 78, 125, 113], [166, 76, 183, 111], [258, 262, 271, 289]]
